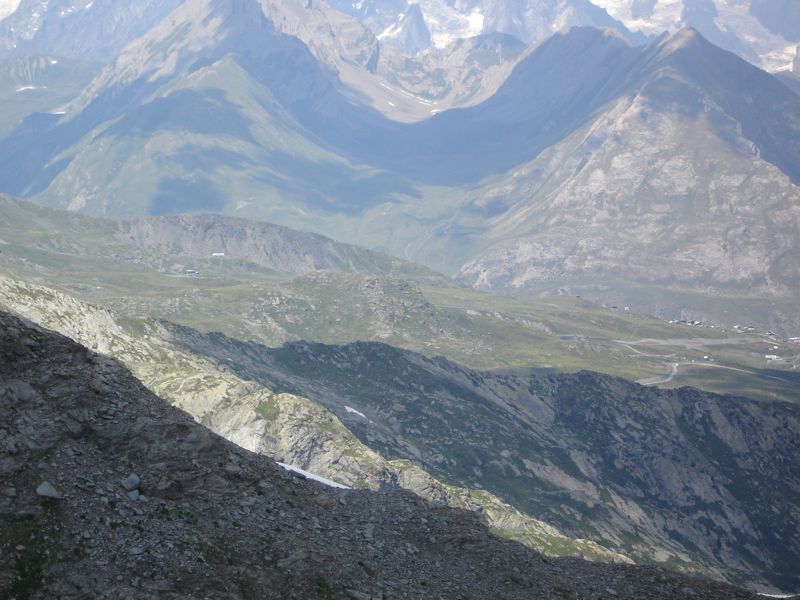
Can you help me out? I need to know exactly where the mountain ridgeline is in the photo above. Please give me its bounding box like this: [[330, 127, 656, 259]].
[[0, 1, 798, 594], [0, 0, 798, 332], [0, 309, 765, 599], [165, 327, 800, 591]]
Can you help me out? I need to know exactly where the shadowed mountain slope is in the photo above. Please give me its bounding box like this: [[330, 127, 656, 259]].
[[0, 0, 186, 61], [2, 309, 766, 598], [166, 327, 800, 590]]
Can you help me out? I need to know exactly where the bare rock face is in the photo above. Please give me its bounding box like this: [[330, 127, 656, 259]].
[[0, 0, 185, 61], [0, 311, 760, 599], [182, 332, 800, 592], [377, 3, 432, 56]]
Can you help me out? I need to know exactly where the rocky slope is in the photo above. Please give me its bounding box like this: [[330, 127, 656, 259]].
[[327, 0, 641, 51], [0, 275, 630, 566], [0, 0, 185, 61], [0, 309, 763, 599], [330, 0, 798, 71], [377, 3, 432, 56], [592, 0, 800, 71], [167, 329, 800, 591], [0, 195, 448, 283], [120, 213, 450, 283], [449, 27, 800, 333], [0, 54, 99, 137]]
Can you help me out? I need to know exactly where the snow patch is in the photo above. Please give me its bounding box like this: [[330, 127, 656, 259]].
[[415, 0, 483, 49], [0, 0, 20, 21], [345, 406, 368, 420], [276, 462, 351, 489]]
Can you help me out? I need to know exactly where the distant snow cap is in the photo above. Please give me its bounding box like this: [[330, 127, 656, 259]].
[[0, 0, 21, 21]]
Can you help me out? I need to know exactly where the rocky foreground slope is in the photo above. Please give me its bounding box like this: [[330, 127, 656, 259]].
[[0, 311, 761, 599], [0, 276, 632, 568], [170, 330, 800, 591]]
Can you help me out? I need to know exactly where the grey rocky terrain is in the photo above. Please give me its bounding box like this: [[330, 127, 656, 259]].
[[168, 329, 800, 591], [0, 276, 631, 570], [0, 0, 185, 61], [119, 213, 450, 284], [0, 311, 762, 599]]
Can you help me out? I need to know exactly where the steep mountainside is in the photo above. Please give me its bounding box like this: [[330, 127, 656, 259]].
[[0, 3, 799, 332], [0, 0, 185, 61], [1, 275, 795, 593], [452, 28, 800, 332], [377, 3, 432, 55], [593, 0, 800, 71], [0, 54, 100, 137], [6, 309, 759, 599], [0, 275, 635, 567], [164, 328, 800, 591]]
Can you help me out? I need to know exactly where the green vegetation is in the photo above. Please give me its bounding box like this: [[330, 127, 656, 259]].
[[1, 194, 797, 408], [255, 397, 281, 421]]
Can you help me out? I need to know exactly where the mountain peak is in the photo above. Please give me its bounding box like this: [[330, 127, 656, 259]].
[[659, 26, 706, 53], [378, 2, 432, 56]]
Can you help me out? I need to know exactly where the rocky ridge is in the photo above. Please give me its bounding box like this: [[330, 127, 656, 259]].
[[0, 309, 760, 599], [0, 275, 628, 565], [167, 329, 800, 591], [119, 213, 449, 284], [0, 0, 185, 61]]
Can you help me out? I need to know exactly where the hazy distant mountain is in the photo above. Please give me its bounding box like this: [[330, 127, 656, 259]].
[[327, 0, 798, 71], [327, 0, 642, 49], [0, 195, 448, 283], [0, 54, 99, 136], [777, 70, 800, 97], [592, 0, 800, 71], [475, 0, 641, 46], [378, 3, 432, 55], [0, 0, 185, 61], [0, 0, 799, 332], [452, 27, 800, 331]]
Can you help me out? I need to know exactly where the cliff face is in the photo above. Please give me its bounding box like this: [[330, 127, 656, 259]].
[[0, 310, 760, 599]]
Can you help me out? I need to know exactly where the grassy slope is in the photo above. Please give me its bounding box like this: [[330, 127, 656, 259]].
[[1, 196, 796, 404], [0, 55, 101, 138]]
